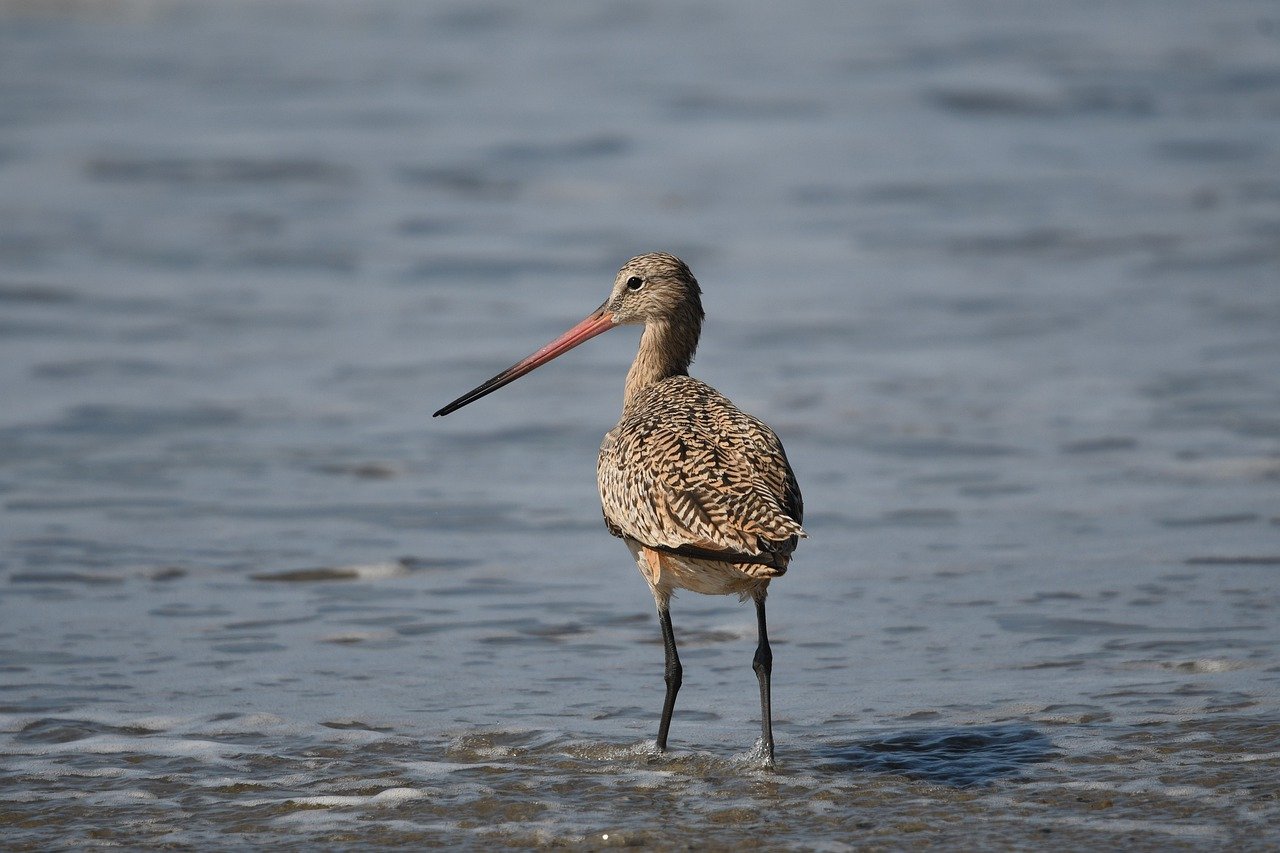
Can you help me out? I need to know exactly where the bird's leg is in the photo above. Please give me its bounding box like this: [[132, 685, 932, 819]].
[[752, 591, 775, 764], [655, 602, 682, 753]]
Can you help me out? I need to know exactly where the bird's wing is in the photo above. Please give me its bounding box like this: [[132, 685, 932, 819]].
[[597, 377, 803, 564]]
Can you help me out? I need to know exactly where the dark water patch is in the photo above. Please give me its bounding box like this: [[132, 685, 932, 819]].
[[210, 641, 288, 654], [220, 502, 518, 532], [1240, 179, 1280, 202], [321, 720, 394, 732], [865, 438, 1023, 459], [46, 403, 243, 437], [927, 83, 1156, 118], [436, 423, 603, 452], [14, 718, 145, 745], [928, 87, 1069, 116], [879, 508, 957, 527], [6, 536, 172, 571], [247, 555, 468, 581], [86, 156, 355, 186], [1060, 436, 1138, 454], [398, 556, 477, 572], [1030, 703, 1112, 724], [219, 618, 315, 636], [433, 3, 523, 33], [404, 255, 583, 282], [427, 579, 548, 600], [0, 649, 117, 666], [959, 482, 1033, 497], [644, 628, 741, 646], [489, 134, 629, 163], [231, 245, 358, 273], [1103, 637, 1260, 653], [0, 281, 80, 303], [808, 179, 1020, 209], [1159, 513, 1261, 527], [253, 566, 379, 583], [32, 358, 170, 380], [0, 318, 95, 338], [393, 623, 448, 637], [994, 615, 1151, 637], [7, 497, 187, 514], [910, 471, 998, 487], [738, 319, 877, 350], [1141, 370, 1258, 399], [939, 294, 1018, 315], [1020, 591, 1084, 604], [1229, 418, 1280, 439], [1156, 138, 1268, 163], [819, 724, 1056, 787], [9, 571, 124, 585], [1142, 244, 1280, 274], [1186, 555, 1280, 566], [946, 228, 1176, 259], [519, 621, 587, 640], [666, 92, 822, 120], [144, 566, 187, 582], [312, 461, 399, 479], [397, 215, 459, 236], [148, 604, 232, 619], [396, 165, 521, 199]]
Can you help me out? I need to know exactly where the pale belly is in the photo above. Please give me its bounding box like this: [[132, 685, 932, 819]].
[[622, 537, 780, 602]]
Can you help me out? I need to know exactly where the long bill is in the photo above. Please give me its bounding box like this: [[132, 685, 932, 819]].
[[433, 305, 616, 417]]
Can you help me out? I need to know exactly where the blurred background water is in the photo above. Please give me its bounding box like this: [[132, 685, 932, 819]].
[[1, 0, 1278, 848]]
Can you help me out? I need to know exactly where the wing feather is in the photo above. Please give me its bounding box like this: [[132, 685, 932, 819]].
[[597, 377, 804, 565]]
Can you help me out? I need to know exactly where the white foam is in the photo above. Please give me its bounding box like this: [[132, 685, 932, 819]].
[[2, 758, 135, 781], [1227, 751, 1280, 763], [1026, 815, 1226, 839], [369, 787, 429, 804], [4, 734, 257, 764], [347, 561, 410, 580], [280, 787, 428, 808], [401, 760, 510, 777], [1048, 778, 1218, 800], [617, 770, 677, 789]]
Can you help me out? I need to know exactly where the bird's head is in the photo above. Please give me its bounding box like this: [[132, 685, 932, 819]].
[[604, 252, 704, 329]]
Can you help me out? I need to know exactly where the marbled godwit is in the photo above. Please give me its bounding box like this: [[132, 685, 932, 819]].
[[434, 253, 804, 761]]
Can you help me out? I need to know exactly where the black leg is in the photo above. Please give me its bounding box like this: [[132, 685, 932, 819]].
[[753, 593, 775, 763], [655, 604, 682, 752]]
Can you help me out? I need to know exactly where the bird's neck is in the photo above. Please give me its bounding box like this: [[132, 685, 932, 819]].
[[623, 317, 699, 409]]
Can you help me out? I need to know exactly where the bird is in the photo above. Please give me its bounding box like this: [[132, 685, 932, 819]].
[[433, 252, 804, 763]]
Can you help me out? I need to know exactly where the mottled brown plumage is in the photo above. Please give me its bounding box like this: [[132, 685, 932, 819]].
[[600, 375, 803, 589], [433, 252, 804, 763]]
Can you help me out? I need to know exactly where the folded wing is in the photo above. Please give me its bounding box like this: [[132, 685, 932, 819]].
[[598, 377, 804, 567]]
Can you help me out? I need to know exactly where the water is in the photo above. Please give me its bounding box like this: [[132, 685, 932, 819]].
[[2, 0, 1279, 847]]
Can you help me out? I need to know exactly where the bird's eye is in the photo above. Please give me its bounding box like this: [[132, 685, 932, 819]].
[[626, 276, 644, 291]]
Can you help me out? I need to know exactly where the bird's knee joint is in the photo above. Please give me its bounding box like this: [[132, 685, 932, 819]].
[[665, 662, 683, 685], [753, 649, 772, 676]]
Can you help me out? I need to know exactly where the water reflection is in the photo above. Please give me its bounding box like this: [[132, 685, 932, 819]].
[[820, 725, 1057, 787]]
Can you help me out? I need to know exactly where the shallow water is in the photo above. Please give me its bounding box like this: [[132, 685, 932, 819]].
[[2, 0, 1279, 848]]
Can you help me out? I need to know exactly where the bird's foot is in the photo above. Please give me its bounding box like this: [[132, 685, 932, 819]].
[[750, 737, 776, 769]]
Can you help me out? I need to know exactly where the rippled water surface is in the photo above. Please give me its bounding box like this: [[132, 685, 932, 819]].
[[2, 0, 1279, 848]]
